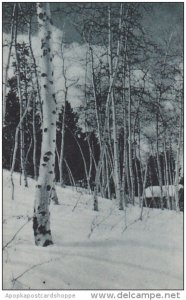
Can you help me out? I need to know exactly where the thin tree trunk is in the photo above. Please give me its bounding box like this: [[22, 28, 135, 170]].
[[3, 4, 16, 125], [140, 160, 148, 220], [32, 80, 37, 180], [33, 3, 57, 247], [28, 17, 43, 121], [89, 45, 102, 144], [174, 100, 183, 212], [121, 53, 128, 207], [108, 4, 123, 210], [138, 121, 143, 207], [134, 145, 141, 206], [11, 94, 31, 200], [59, 96, 66, 187], [128, 63, 135, 205], [156, 111, 164, 209], [163, 134, 170, 209], [14, 6, 28, 188], [105, 153, 111, 199]]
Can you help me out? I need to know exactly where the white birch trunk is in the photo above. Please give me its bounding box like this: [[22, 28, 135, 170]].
[[14, 8, 28, 188], [108, 4, 123, 210], [33, 3, 57, 246], [28, 17, 43, 122], [3, 4, 16, 125], [163, 135, 171, 209], [93, 4, 122, 210], [128, 63, 135, 205], [156, 112, 164, 210], [59, 94, 66, 187], [174, 103, 183, 212]]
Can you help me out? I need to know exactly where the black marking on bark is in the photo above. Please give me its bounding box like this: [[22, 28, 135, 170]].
[[38, 13, 44, 20], [43, 240, 53, 247], [45, 151, 53, 156], [43, 85, 47, 89], [46, 31, 51, 40], [52, 72, 54, 76], [43, 156, 49, 162], [43, 49, 48, 56], [39, 211, 46, 216], [44, 230, 51, 236], [50, 19, 53, 25], [44, 128, 48, 132], [50, 58, 52, 62], [49, 81, 53, 85], [41, 73, 47, 77], [53, 139, 55, 142], [52, 110, 56, 114], [52, 164, 54, 167], [47, 185, 51, 191], [37, 185, 42, 189], [52, 93, 55, 98], [48, 48, 51, 52], [33, 217, 38, 236], [38, 225, 46, 234], [41, 41, 47, 49], [51, 123, 54, 125], [42, 163, 46, 166], [39, 3, 43, 8], [48, 171, 53, 174]]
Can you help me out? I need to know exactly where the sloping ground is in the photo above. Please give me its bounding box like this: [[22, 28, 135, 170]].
[[3, 170, 183, 290]]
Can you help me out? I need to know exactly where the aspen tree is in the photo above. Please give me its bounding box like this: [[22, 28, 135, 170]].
[[108, 4, 123, 210], [33, 3, 57, 246], [3, 4, 16, 125], [174, 95, 183, 212], [14, 5, 28, 187]]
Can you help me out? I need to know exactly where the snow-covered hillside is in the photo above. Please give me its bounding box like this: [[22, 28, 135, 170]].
[[3, 170, 183, 290]]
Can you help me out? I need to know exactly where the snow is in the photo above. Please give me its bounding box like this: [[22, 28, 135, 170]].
[[3, 170, 183, 290]]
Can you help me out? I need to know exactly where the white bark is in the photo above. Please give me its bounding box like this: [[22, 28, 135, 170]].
[[174, 102, 183, 212], [11, 94, 31, 200], [3, 4, 16, 125], [14, 7, 28, 188], [33, 3, 57, 247], [108, 4, 123, 210], [163, 136, 171, 209], [28, 17, 43, 122], [93, 3, 122, 210], [156, 112, 164, 210], [59, 94, 66, 187], [128, 63, 135, 205]]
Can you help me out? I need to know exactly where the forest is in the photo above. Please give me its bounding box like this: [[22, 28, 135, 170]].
[[2, 2, 184, 290]]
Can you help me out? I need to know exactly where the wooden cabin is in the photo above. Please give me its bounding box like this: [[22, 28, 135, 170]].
[[144, 185, 184, 211]]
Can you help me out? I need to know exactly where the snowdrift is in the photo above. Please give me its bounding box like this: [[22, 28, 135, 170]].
[[3, 170, 183, 290]]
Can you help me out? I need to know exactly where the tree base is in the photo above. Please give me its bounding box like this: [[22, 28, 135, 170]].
[[34, 235, 53, 247]]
